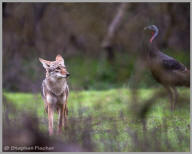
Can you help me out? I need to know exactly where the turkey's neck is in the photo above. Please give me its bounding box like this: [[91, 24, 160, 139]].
[[150, 30, 158, 43], [147, 30, 159, 52], [142, 35, 158, 60]]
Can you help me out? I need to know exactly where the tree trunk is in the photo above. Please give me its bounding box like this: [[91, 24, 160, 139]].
[[102, 3, 128, 62]]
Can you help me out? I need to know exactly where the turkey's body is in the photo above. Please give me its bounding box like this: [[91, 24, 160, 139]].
[[147, 46, 189, 87], [143, 25, 190, 110]]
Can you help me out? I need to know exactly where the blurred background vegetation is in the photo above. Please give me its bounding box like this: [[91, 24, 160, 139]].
[[3, 2, 190, 152], [3, 2, 190, 92]]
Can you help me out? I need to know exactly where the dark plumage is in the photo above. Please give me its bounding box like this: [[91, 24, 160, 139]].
[[162, 59, 185, 71], [143, 25, 190, 110]]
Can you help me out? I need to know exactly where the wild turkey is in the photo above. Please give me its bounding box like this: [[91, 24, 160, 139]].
[[143, 25, 190, 110]]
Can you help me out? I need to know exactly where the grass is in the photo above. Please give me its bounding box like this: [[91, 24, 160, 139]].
[[3, 87, 190, 152]]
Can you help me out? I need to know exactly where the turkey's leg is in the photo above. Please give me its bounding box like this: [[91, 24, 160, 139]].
[[164, 85, 174, 111], [172, 87, 178, 110]]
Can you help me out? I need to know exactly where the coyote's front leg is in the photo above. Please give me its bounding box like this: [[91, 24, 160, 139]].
[[48, 104, 54, 136], [62, 103, 68, 129], [57, 104, 64, 134]]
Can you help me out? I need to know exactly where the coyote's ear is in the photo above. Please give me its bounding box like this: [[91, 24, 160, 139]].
[[56, 54, 65, 65], [39, 58, 51, 69]]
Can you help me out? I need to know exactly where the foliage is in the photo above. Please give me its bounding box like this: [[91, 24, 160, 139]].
[[3, 49, 189, 92], [3, 87, 190, 152], [3, 3, 190, 92]]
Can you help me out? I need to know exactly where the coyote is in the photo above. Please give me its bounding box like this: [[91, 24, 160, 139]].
[[39, 54, 70, 135]]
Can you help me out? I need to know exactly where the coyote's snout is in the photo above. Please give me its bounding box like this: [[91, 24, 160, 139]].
[[39, 54, 69, 136]]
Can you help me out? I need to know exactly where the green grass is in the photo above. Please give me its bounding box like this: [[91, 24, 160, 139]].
[[3, 87, 190, 152]]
